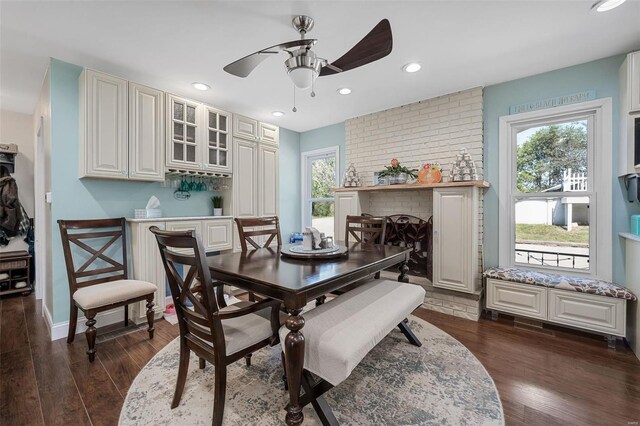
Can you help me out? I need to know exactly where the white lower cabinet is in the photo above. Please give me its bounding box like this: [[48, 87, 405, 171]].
[[548, 289, 626, 337], [128, 217, 234, 324], [486, 279, 547, 320], [486, 279, 627, 337], [129, 221, 166, 323], [433, 187, 479, 293]]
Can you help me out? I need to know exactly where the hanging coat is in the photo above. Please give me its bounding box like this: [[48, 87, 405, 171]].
[[0, 174, 21, 237]]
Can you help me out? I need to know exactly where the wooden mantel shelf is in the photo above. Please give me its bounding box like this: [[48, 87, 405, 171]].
[[333, 180, 490, 192]]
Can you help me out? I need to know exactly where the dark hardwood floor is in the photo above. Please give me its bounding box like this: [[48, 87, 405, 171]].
[[1, 294, 639, 425]]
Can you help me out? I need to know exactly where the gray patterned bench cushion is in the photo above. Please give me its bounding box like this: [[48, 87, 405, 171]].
[[483, 267, 637, 301]]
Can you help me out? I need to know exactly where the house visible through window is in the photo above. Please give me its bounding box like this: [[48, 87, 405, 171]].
[[499, 99, 612, 280], [514, 119, 591, 270]]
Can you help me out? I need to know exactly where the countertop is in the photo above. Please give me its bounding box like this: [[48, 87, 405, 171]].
[[126, 215, 233, 223], [620, 232, 640, 243]]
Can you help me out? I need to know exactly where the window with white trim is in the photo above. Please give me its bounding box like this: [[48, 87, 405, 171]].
[[499, 99, 612, 280]]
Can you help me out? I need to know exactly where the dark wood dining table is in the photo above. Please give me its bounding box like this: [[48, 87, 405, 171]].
[[206, 242, 412, 426]]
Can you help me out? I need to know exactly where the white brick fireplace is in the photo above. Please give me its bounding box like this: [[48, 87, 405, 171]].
[[344, 87, 485, 320]]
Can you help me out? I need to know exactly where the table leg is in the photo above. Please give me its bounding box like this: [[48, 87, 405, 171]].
[[284, 308, 305, 426], [398, 259, 410, 283]]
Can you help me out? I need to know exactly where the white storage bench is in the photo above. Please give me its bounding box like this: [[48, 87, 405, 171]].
[[483, 267, 637, 347]]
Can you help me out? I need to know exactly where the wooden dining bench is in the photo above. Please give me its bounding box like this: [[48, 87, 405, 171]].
[[278, 278, 426, 425]]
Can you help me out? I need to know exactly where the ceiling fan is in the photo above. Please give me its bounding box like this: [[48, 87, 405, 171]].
[[223, 15, 392, 99]]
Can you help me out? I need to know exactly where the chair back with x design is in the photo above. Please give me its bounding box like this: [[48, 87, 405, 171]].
[[345, 215, 388, 246], [234, 217, 282, 252], [58, 218, 129, 295], [150, 227, 227, 352]]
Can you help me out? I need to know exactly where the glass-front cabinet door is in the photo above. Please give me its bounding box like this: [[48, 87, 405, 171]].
[[203, 106, 231, 173], [166, 94, 200, 170]]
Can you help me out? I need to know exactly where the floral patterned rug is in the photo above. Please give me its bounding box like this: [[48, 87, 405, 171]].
[[119, 316, 504, 425]]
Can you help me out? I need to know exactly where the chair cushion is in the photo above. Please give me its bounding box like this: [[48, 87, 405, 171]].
[[73, 279, 157, 310], [219, 303, 274, 355], [483, 267, 637, 301], [279, 279, 425, 386]]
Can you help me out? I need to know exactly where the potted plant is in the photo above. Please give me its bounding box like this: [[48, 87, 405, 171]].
[[377, 158, 418, 184], [211, 196, 223, 216]]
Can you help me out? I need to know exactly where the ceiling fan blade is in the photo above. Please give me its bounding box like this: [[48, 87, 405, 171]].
[[319, 19, 392, 77], [224, 39, 317, 77]]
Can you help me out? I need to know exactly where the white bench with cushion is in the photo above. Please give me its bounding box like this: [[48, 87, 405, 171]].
[[484, 267, 637, 346], [279, 279, 426, 424]]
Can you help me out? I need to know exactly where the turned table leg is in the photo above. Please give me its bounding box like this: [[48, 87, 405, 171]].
[[283, 307, 305, 426]]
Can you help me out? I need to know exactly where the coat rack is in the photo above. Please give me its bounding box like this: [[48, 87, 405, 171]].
[[0, 143, 18, 174]]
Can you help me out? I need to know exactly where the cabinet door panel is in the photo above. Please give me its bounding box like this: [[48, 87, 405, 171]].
[[129, 82, 164, 181], [486, 279, 547, 320], [259, 122, 279, 146], [165, 220, 203, 253], [203, 219, 233, 251], [129, 221, 166, 323], [81, 70, 128, 179], [548, 290, 625, 336], [233, 115, 258, 140], [631, 51, 640, 112], [233, 139, 258, 218], [433, 187, 478, 293], [166, 94, 201, 170], [203, 106, 232, 173], [334, 192, 360, 241], [259, 144, 279, 217]]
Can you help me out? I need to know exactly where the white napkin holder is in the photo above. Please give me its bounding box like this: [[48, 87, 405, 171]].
[[135, 196, 162, 219]]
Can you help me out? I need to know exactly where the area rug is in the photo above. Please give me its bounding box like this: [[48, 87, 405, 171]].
[[119, 316, 504, 425]]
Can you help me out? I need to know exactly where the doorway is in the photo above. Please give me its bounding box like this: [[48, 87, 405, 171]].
[[301, 146, 339, 238]]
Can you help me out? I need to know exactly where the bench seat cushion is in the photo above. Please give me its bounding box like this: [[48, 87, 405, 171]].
[[483, 267, 636, 301], [73, 279, 158, 310], [279, 279, 425, 386]]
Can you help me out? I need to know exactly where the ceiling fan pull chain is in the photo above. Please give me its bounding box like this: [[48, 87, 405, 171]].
[[292, 84, 297, 113]]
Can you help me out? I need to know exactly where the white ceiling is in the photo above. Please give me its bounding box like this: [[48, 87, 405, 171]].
[[1, 1, 639, 132]]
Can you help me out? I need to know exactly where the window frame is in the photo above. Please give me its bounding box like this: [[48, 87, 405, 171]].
[[300, 146, 340, 232], [498, 98, 612, 280]]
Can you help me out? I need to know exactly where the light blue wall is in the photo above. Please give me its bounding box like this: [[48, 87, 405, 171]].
[[300, 122, 346, 178], [279, 128, 301, 239], [483, 55, 640, 285]]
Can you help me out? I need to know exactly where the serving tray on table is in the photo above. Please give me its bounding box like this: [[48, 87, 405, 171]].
[[281, 244, 348, 259]]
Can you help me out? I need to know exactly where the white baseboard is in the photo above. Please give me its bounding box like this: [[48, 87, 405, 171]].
[[47, 305, 125, 341]]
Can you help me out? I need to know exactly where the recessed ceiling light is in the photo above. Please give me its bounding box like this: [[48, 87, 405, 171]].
[[192, 82, 210, 91], [272, 111, 285, 117], [402, 63, 422, 73], [337, 88, 352, 95], [591, 0, 626, 12]]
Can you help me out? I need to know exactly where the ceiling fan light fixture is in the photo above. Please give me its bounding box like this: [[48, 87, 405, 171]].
[[591, 0, 626, 11], [285, 50, 323, 89], [337, 87, 352, 95], [272, 111, 285, 117], [402, 62, 422, 73], [191, 82, 210, 91]]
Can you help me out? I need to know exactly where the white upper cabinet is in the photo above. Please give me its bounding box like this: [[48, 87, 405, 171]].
[[79, 69, 165, 181], [630, 51, 640, 112], [259, 122, 279, 146], [203, 106, 232, 173], [128, 82, 165, 181], [166, 94, 201, 170], [79, 69, 128, 179], [258, 144, 279, 217], [233, 138, 258, 218], [233, 115, 259, 140]]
